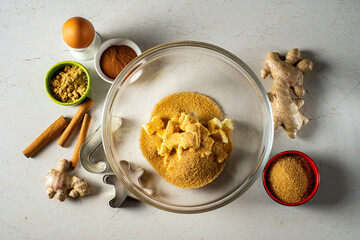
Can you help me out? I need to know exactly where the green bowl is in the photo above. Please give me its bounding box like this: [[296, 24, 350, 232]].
[[45, 61, 91, 106]]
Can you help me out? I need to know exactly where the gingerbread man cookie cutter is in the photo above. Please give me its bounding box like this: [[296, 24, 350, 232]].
[[80, 125, 152, 208]]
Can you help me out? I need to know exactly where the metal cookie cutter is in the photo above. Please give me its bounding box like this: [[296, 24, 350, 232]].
[[80, 124, 152, 208]]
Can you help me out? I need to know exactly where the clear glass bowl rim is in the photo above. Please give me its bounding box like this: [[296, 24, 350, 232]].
[[101, 41, 274, 213]]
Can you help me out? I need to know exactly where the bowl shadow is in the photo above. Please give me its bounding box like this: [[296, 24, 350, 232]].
[[296, 50, 330, 139], [201, 119, 265, 194], [305, 154, 348, 209]]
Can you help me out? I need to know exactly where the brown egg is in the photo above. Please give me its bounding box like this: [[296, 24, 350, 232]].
[[62, 17, 95, 49]]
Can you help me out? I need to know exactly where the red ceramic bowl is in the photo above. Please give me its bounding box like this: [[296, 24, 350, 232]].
[[262, 150, 320, 206]]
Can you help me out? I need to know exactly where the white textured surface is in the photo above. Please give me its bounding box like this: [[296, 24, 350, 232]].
[[0, 0, 359, 239]]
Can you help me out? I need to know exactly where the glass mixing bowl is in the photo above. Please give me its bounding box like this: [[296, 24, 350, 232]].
[[101, 41, 273, 213]]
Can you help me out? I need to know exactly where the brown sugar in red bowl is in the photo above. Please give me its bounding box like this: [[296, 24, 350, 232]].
[[263, 151, 320, 206], [100, 45, 138, 79]]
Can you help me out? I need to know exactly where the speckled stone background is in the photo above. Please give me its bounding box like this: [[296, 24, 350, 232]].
[[0, 0, 359, 239]]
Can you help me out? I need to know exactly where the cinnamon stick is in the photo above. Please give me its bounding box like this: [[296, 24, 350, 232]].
[[57, 97, 94, 147], [71, 114, 92, 168], [23, 116, 68, 158]]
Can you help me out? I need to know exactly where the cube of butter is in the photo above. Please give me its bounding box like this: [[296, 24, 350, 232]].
[[163, 133, 181, 149], [158, 144, 170, 156], [178, 112, 187, 126], [212, 129, 228, 143], [164, 120, 180, 137], [180, 114, 198, 131], [180, 132, 200, 149], [199, 124, 210, 141], [208, 117, 222, 134], [222, 118, 234, 132], [142, 116, 164, 135], [156, 129, 166, 138], [198, 137, 215, 158]]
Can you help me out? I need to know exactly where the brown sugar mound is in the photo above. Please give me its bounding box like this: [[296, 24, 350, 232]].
[[139, 92, 233, 188], [266, 154, 315, 203]]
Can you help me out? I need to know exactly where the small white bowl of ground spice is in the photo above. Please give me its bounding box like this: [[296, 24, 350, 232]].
[[94, 38, 141, 83], [263, 150, 320, 206]]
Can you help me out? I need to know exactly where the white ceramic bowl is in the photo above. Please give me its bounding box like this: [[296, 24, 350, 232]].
[[94, 38, 141, 83]]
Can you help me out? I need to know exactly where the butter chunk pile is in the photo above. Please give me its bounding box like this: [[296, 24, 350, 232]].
[[142, 113, 233, 165]]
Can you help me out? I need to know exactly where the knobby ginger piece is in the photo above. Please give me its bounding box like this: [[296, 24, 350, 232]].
[[46, 159, 91, 201], [261, 48, 313, 138]]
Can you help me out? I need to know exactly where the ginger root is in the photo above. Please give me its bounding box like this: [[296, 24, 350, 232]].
[[46, 159, 91, 201], [261, 48, 313, 138]]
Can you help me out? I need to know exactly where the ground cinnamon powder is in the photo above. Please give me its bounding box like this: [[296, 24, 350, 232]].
[[139, 92, 233, 188], [100, 45, 137, 79], [266, 154, 315, 203]]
